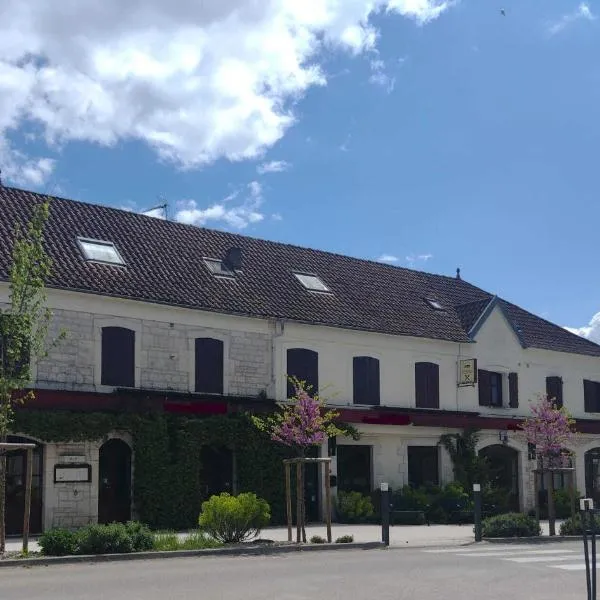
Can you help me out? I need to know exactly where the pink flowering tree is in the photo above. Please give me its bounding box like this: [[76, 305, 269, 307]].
[[520, 394, 576, 534], [252, 379, 350, 541]]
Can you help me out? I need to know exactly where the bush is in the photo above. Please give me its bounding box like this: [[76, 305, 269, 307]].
[[78, 523, 135, 555], [482, 513, 541, 538], [336, 535, 354, 543], [336, 491, 375, 524], [310, 535, 326, 544], [199, 492, 270, 543], [39, 528, 79, 556], [559, 514, 600, 536], [124, 521, 154, 552], [153, 530, 222, 551]]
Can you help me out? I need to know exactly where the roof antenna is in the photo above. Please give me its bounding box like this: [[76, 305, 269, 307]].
[[143, 196, 169, 220], [456, 268, 461, 280]]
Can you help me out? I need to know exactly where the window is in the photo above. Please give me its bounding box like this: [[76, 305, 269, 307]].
[[203, 258, 236, 278], [286, 348, 318, 398], [407, 446, 439, 488], [195, 338, 224, 394], [415, 362, 439, 408], [0, 315, 30, 380], [293, 272, 330, 292], [546, 376, 563, 409], [353, 356, 380, 406], [424, 298, 445, 311], [101, 327, 135, 387], [78, 238, 124, 265], [584, 380, 600, 413], [478, 370, 503, 407], [336, 445, 372, 496]]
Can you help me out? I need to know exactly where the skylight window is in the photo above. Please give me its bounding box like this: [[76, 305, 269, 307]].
[[294, 272, 330, 292], [425, 298, 445, 311], [204, 258, 236, 278], [77, 238, 125, 265]]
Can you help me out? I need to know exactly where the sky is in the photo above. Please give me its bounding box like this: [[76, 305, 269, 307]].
[[1, 0, 599, 341]]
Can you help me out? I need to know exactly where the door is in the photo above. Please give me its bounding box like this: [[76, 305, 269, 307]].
[[336, 445, 373, 495], [199, 446, 233, 499], [4, 437, 43, 535], [98, 439, 132, 524]]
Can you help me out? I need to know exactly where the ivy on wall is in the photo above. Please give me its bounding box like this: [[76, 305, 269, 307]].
[[13, 410, 295, 529]]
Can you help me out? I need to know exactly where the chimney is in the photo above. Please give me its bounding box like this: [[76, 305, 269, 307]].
[[224, 247, 243, 271]]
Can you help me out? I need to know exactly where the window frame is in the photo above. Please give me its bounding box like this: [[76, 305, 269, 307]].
[[293, 272, 331, 293], [584, 379, 600, 413], [77, 237, 125, 266]]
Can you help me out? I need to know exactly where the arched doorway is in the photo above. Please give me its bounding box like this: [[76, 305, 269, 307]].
[[98, 439, 132, 524], [585, 448, 600, 504], [4, 436, 43, 535], [480, 445, 520, 512]]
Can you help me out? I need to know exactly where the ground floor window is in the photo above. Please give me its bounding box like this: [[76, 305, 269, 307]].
[[336, 445, 372, 496], [407, 446, 439, 488]]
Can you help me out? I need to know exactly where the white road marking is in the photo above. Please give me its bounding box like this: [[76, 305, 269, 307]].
[[455, 549, 576, 557], [507, 555, 583, 563]]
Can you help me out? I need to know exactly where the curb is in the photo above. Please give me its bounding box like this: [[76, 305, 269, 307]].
[[0, 541, 385, 568]]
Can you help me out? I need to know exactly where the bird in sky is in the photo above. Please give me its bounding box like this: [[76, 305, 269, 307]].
[[500, 8, 506, 16]]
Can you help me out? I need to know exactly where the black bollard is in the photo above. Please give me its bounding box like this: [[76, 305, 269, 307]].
[[473, 483, 482, 542], [381, 482, 390, 546]]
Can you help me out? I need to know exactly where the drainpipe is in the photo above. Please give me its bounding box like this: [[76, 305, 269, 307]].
[[269, 319, 285, 399]]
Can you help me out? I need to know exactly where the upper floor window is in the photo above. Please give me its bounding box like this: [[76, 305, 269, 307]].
[[101, 327, 135, 387], [195, 338, 224, 394], [478, 370, 503, 407], [353, 356, 380, 406], [584, 380, 600, 413], [415, 362, 439, 409], [286, 348, 319, 398], [293, 273, 330, 293], [546, 376, 563, 409]]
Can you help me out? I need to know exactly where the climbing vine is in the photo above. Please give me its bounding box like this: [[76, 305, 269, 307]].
[[12, 410, 294, 528]]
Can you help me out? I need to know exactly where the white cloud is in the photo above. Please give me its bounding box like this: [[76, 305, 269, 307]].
[[0, 0, 451, 181], [406, 253, 433, 266], [271, 213, 283, 221], [547, 3, 596, 35], [565, 312, 600, 344], [377, 254, 399, 263], [369, 59, 396, 93], [257, 160, 291, 174], [0, 138, 55, 187], [175, 180, 265, 229]]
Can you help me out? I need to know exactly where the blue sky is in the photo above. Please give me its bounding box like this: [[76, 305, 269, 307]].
[[2, 0, 599, 337]]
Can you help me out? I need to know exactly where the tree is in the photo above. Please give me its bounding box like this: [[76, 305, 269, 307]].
[[0, 200, 58, 552], [252, 379, 351, 541], [520, 394, 576, 535], [440, 429, 489, 491]]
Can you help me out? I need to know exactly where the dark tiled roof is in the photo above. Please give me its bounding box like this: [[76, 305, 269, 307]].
[[1, 185, 600, 357]]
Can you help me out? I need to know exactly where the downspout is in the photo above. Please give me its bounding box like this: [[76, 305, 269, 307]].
[[270, 319, 285, 399]]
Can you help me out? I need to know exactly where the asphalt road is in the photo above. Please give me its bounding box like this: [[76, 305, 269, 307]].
[[0, 542, 590, 599]]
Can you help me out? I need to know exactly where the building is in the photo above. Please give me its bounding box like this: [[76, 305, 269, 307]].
[[1, 185, 600, 533]]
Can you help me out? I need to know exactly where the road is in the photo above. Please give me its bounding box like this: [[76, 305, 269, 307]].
[[0, 542, 590, 599]]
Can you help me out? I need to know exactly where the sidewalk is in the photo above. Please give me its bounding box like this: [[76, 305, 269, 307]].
[[3, 520, 564, 554]]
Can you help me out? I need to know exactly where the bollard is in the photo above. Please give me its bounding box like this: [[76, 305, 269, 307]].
[[581, 498, 595, 600], [381, 482, 390, 546], [473, 483, 482, 542]]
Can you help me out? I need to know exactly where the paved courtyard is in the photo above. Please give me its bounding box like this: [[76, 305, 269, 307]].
[[0, 541, 590, 600]]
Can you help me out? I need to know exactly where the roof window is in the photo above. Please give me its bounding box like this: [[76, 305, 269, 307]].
[[425, 298, 445, 311], [294, 272, 330, 292], [77, 238, 125, 265], [204, 258, 236, 278]]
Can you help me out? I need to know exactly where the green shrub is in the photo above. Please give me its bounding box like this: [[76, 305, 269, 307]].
[[153, 531, 180, 552], [310, 535, 326, 544], [78, 524, 135, 555], [199, 492, 270, 543], [553, 489, 576, 519], [39, 528, 79, 556], [335, 535, 354, 543], [559, 514, 600, 536], [153, 530, 222, 551], [336, 491, 375, 524], [482, 513, 541, 538], [124, 521, 154, 552]]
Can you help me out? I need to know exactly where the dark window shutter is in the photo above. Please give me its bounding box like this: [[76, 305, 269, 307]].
[[101, 327, 135, 387], [509, 372, 519, 408], [286, 348, 319, 397], [416, 362, 439, 408], [478, 370, 491, 406], [195, 338, 224, 394], [584, 380, 594, 413], [428, 363, 439, 408], [353, 357, 380, 406], [546, 376, 563, 409]]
